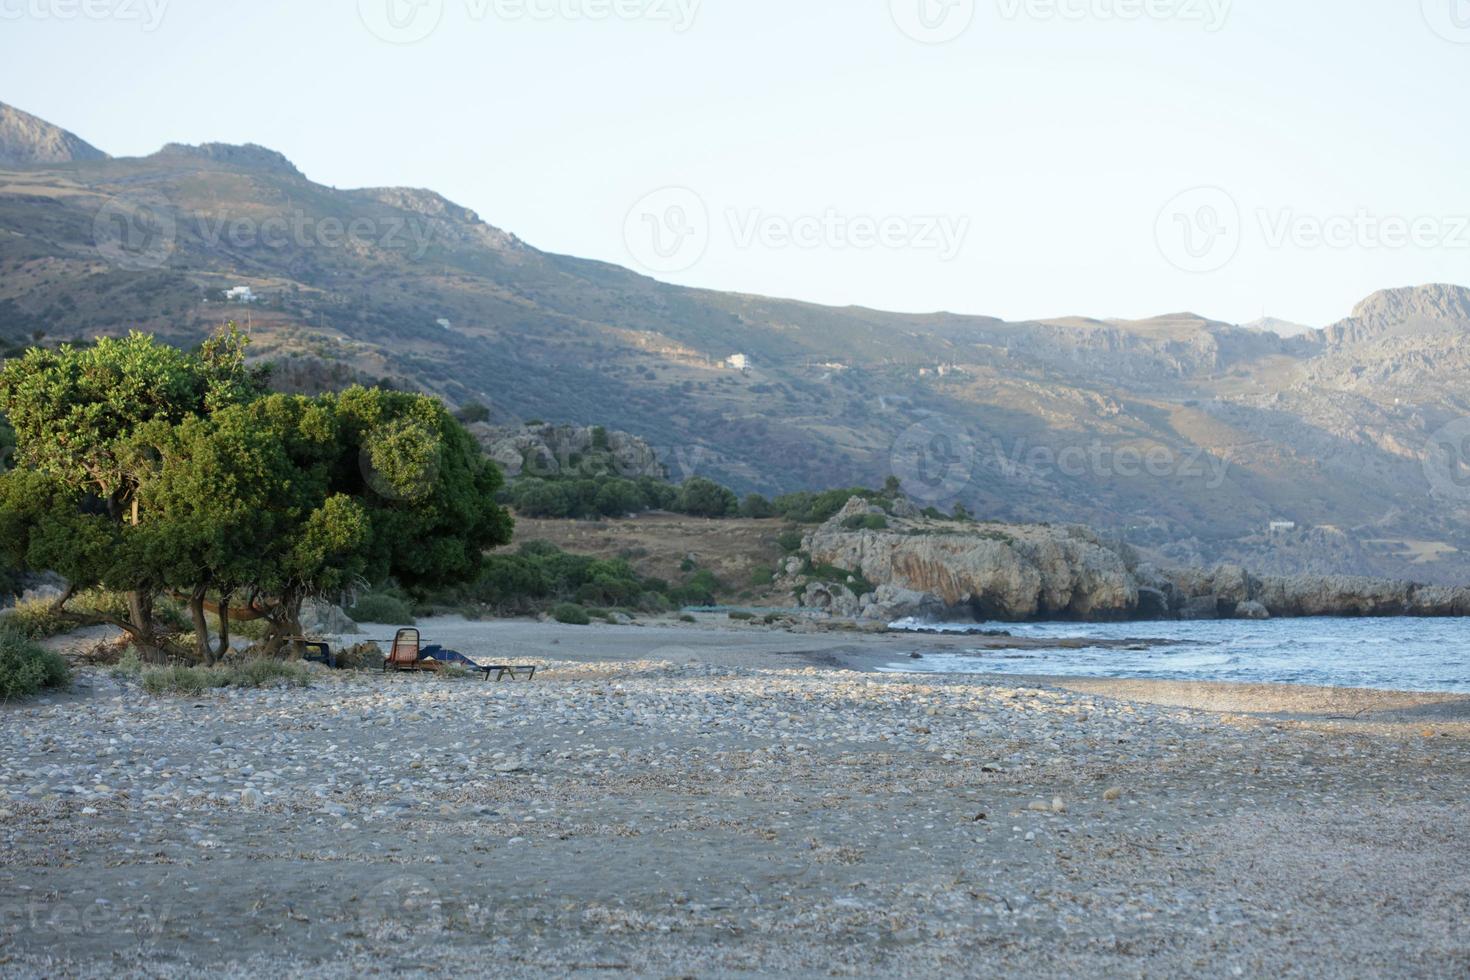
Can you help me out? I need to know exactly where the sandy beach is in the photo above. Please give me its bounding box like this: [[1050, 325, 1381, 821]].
[[2, 617, 1467, 977]]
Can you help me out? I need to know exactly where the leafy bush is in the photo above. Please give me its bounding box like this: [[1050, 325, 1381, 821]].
[[770, 489, 864, 524], [0, 627, 69, 699], [750, 565, 776, 586], [738, 493, 775, 518], [728, 611, 755, 621], [776, 530, 805, 554], [347, 592, 416, 625], [551, 602, 591, 626], [675, 477, 739, 518], [842, 514, 889, 531]]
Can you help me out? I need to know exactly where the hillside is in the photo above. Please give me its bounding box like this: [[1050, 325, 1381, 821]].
[[0, 102, 1467, 583], [0, 101, 108, 166]]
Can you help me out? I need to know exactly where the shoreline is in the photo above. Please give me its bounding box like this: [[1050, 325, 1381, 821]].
[[5, 617, 1469, 976]]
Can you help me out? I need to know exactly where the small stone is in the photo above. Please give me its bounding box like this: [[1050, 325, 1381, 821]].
[[1051, 797, 1066, 813], [240, 788, 263, 807], [1103, 787, 1124, 802], [1027, 800, 1050, 813]]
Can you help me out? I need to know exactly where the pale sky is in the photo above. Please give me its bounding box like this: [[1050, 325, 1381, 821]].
[[1, 0, 1466, 327]]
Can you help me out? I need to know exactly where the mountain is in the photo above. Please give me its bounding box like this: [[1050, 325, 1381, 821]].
[[1242, 316, 1314, 337], [0, 102, 1467, 583], [0, 101, 108, 166]]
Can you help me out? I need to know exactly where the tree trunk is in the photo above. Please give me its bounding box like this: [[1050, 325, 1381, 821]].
[[215, 593, 232, 663], [189, 586, 212, 665], [126, 590, 165, 663]]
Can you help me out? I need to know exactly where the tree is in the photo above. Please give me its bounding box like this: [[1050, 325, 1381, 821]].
[[0, 329, 263, 653], [675, 477, 738, 518], [0, 329, 514, 662], [738, 493, 774, 519]]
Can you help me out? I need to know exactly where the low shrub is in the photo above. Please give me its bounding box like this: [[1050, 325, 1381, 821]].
[[842, 514, 889, 532], [0, 628, 70, 700], [347, 592, 417, 625], [3, 596, 71, 640], [679, 614, 697, 624], [551, 603, 591, 626], [776, 530, 805, 554], [140, 659, 313, 695], [728, 611, 755, 621]]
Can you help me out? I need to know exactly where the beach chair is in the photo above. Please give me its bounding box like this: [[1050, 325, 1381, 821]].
[[383, 628, 440, 672], [419, 644, 536, 682]]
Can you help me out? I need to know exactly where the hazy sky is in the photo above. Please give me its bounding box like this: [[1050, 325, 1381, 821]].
[[2, 0, 1467, 327]]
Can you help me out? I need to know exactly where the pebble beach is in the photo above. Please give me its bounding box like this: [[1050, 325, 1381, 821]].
[[2, 619, 1467, 977]]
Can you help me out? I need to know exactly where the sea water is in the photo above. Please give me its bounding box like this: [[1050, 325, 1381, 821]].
[[883, 617, 1470, 693]]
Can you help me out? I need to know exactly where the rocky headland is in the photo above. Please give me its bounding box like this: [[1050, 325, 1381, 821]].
[[799, 498, 1470, 624]]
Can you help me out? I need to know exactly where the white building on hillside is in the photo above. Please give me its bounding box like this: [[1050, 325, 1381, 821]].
[[727, 353, 751, 372], [225, 286, 257, 304]]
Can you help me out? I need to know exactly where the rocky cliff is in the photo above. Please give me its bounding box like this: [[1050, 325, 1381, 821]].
[[0, 101, 108, 166], [802, 499, 1470, 623]]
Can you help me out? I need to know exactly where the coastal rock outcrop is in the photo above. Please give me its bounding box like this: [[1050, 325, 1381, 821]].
[[805, 499, 1138, 620], [801, 498, 1470, 624]]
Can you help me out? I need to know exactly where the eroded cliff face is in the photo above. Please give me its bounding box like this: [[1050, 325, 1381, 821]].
[[804, 499, 1138, 620], [802, 498, 1470, 623]]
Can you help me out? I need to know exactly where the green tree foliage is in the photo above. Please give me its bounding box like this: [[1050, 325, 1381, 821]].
[[0, 329, 513, 662], [675, 477, 738, 518]]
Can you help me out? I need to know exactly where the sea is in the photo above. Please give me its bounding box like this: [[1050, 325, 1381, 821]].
[[884, 617, 1470, 693]]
